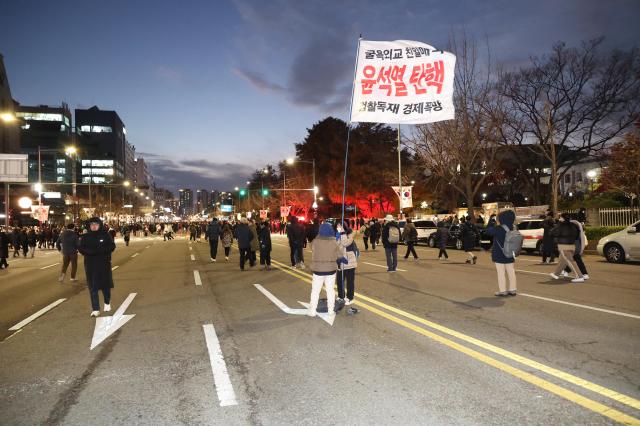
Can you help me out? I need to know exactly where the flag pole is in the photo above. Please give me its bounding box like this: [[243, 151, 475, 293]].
[[397, 123, 402, 217], [341, 35, 363, 227]]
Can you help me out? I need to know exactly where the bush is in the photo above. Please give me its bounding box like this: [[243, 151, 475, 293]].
[[584, 226, 625, 242]]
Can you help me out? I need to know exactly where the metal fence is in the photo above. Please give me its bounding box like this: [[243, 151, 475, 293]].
[[598, 207, 640, 227], [559, 207, 639, 227]]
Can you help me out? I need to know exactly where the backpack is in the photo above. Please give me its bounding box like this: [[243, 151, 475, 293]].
[[497, 225, 523, 259], [388, 225, 400, 244]]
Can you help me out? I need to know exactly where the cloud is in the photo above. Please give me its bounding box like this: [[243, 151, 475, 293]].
[[233, 68, 285, 93], [139, 153, 254, 194]]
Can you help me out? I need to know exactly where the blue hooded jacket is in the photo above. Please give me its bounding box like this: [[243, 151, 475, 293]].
[[487, 210, 516, 264]]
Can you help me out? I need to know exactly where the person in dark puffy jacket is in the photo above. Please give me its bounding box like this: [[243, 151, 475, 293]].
[[234, 218, 254, 271], [541, 215, 556, 264], [460, 216, 478, 264], [286, 216, 305, 269], [205, 218, 221, 262], [57, 223, 79, 282], [258, 220, 272, 270], [550, 213, 583, 282], [78, 217, 116, 317], [436, 221, 449, 260], [486, 210, 517, 297], [402, 219, 419, 260]]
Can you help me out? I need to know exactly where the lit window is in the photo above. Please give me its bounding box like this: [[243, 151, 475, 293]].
[[57, 177, 65, 183], [82, 160, 91, 166], [60, 124, 66, 131], [91, 159, 113, 167], [79, 125, 113, 133], [57, 159, 66, 165], [15, 112, 63, 122], [57, 168, 66, 175]]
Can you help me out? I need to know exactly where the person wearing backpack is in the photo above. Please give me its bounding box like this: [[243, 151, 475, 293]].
[[336, 221, 358, 308], [402, 218, 419, 260], [486, 210, 518, 297], [382, 215, 401, 272]]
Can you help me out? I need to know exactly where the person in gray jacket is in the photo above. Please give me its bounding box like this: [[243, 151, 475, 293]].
[[57, 223, 79, 282]]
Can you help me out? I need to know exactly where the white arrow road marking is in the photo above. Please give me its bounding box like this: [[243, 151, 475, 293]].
[[9, 299, 66, 331], [90, 293, 137, 350], [253, 284, 307, 315], [194, 270, 202, 286], [40, 262, 60, 270], [298, 302, 336, 325], [202, 324, 238, 407], [190, 254, 195, 261]]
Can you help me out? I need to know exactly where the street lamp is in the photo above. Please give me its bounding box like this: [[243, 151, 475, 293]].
[[286, 157, 317, 208], [18, 197, 32, 209], [123, 180, 130, 187], [0, 112, 16, 123]]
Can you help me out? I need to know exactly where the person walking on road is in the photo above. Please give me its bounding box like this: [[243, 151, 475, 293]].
[[307, 223, 345, 317], [565, 218, 589, 281], [78, 217, 116, 317], [206, 218, 221, 262], [259, 220, 272, 270], [541, 214, 557, 264], [402, 218, 419, 260], [19, 228, 29, 257], [123, 226, 131, 247], [11, 227, 20, 258], [235, 217, 254, 271], [0, 227, 9, 269], [286, 216, 305, 269], [436, 221, 449, 260], [550, 213, 583, 283], [461, 216, 478, 264], [57, 223, 79, 282], [249, 219, 260, 267], [370, 219, 381, 250], [382, 215, 401, 272], [486, 210, 518, 297], [336, 221, 358, 309], [361, 221, 370, 251], [27, 227, 37, 258], [221, 220, 233, 261]]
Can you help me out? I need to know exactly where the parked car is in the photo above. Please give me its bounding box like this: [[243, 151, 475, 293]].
[[517, 219, 545, 254], [597, 221, 640, 263]]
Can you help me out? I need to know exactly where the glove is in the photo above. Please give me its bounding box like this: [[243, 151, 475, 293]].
[[338, 257, 348, 265]]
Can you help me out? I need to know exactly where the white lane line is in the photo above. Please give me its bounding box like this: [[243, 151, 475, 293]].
[[9, 299, 66, 331], [40, 262, 60, 270], [362, 262, 407, 272], [194, 270, 202, 286], [519, 293, 640, 320], [112, 265, 119, 271], [202, 324, 238, 407], [516, 269, 552, 277], [189, 246, 193, 251], [131, 253, 139, 258], [191, 254, 196, 261]]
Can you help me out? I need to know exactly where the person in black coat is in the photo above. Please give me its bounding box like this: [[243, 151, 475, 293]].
[[541, 215, 556, 264], [258, 220, 272, 270], [234, 218, 254, 270], [205, 218, 221, 262], [460, 216, 478, 264], [78, 217, 116, 316], [0, 228, 9, 269], [436, 221, 450, 260], [19, 229, 28, 257]]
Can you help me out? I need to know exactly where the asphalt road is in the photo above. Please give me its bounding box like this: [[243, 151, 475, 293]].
[[1, 232, 639, 425]]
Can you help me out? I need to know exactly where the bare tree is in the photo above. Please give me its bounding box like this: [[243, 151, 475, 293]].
[[411, 35, 501, 221], [497, 39, 640, 214]]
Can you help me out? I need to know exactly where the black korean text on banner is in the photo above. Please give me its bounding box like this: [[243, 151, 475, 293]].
[[350, 40, 456, 124]]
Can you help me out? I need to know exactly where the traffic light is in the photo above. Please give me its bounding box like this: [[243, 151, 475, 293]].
[[261, 188, 269, 197], [239, 189, 247, 197]]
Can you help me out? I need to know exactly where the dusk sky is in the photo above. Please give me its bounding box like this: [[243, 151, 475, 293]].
[[2, 0, 639, 194]]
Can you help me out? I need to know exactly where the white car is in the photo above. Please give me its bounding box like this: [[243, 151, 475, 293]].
[[597, 221, 640, 263], [516, 219, 545, 253]]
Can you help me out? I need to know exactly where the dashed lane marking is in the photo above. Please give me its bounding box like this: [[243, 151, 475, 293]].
[[40, 262, 60, 270], [8, 299, 66, 331], [191, 254, 196, 261], [131, 253, 139, 258], [194, 270, 202, 286], [362, 262, 407, 272], [519, 293, 640, 320], [202, 324, 238, 407], [112, 265, 119, 271]]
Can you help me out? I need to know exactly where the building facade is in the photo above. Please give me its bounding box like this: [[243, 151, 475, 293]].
[[196, 189, 209, 214], [178, 189, 193, 217], [0, 54, 20, 153], [75, 106, 129, 184]]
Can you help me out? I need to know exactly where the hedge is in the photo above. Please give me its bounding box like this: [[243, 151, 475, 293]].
[[585, 226, 626, 242]]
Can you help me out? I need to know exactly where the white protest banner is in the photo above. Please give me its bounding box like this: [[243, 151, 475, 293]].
[[31, 205, 50, 222], [391, 186, 413, 209], [351, 40, 456, 124], [280, 206, 291, 218]]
